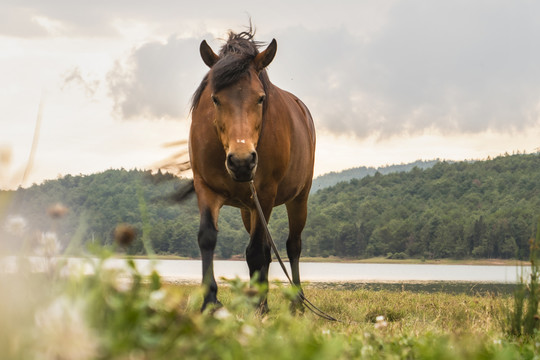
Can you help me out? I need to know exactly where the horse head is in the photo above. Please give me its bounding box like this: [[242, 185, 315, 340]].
[[199, 38, 277, 182]]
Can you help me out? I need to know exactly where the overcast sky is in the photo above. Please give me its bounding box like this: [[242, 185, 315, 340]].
[[1, 1, 539, 188]]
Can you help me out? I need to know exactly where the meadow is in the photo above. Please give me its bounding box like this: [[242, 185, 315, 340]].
[[1, 199, 539, 359], [2, 245, 540, 360]]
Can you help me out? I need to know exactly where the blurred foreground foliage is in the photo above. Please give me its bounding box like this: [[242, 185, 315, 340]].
[[504, 218, 540, 338], [2, 244, 540, 359]]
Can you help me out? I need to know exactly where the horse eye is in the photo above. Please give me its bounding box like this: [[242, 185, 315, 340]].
[[257, 95, 266, 105], [211, 95, 220, 106]]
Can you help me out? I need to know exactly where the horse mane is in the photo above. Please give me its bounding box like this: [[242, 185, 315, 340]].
[[191, 28, 272, 111]]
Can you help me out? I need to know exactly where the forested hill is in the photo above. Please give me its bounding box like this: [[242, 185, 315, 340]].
[[311, 159, 439, 193], [303, 153, 539, 260], [1, 170, 201, 256], [1, 153, 539, 260]]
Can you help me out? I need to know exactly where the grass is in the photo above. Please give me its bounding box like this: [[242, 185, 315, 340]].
[[173, 280, 539, 359], [1, 198, 536, 359], [3, 248, 538, 360], [219, 283, 506, 336], [504, 218, 540, 338]]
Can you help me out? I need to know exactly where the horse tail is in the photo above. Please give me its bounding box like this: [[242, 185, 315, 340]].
[[170, 179, 195, 203]]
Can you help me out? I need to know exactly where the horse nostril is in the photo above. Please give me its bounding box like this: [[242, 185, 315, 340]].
[[249, 152, 257, 169], [227, 154, 236, 169]]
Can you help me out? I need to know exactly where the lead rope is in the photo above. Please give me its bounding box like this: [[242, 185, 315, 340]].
[[249, 181, 339, 322]]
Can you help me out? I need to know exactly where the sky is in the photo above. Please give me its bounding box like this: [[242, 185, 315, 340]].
[[1, 1, 540, 189]]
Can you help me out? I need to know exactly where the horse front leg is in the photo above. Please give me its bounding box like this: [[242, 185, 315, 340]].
[[198, 208, 220, 311], [194, 180, 224, 312], [245, 205, 273, 313]]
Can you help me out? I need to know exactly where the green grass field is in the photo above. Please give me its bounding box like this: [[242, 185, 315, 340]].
[[1, 216, 539, 359], [3, 249, 539, 360], [182, 282, 521, 359]]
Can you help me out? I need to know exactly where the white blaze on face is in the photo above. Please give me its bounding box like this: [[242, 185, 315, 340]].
[[236, 139, 246, 144]]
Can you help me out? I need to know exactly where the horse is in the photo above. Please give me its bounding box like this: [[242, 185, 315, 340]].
[[190, 29, 316, 312]]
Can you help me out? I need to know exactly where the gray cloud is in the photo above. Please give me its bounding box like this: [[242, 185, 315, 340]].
[[107, 35, 207, 120], [0, 0, 310, 38], [0, 1, 194, 37], [62, 68, 100, 98], [364, 2, 540, 136], [269, 2, 540, 139], [105, 1, 540, 138], [13, 1, 539, 138], [0, 1, 119, 37]]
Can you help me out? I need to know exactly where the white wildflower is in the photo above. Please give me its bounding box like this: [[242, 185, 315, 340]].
[[34, 296, 99, 360], [374, 315, 388, 329], [361, 345, 374, 357], [241, 324, 256, 337], [213, 307, 232, 320], [238, 324, 256, 346], [59, 259, 87, 279], [36, 232, 61, 257], [110, 271, 134, 293], [4, 215, 27, 236], [148, 289, 167, 311], [322, 329, 331, 336]]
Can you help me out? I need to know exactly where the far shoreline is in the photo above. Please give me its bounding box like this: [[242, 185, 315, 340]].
[[122, 254, 529, 266]]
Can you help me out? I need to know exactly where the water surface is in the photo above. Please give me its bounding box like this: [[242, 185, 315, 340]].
[[1, 257, 528, 288], [127, 259, 528, 284]]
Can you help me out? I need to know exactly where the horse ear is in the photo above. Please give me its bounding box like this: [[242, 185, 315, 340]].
[[200, 40, 219, 68], [254, 39, 277, 71]]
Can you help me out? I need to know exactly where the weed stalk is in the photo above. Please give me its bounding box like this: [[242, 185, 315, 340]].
[[505, 217, 540, 337]]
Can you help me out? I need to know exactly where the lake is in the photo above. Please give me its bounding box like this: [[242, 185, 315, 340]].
[[130, 259, 527, 294], [117, 259, 527, 284], [1, 257, 529, 294]]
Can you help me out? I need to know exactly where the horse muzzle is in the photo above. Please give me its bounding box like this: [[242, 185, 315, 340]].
[[226, 151, 258, 182]]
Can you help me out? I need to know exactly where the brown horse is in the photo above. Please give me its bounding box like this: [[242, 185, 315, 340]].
[[190, 30, 316, 311]]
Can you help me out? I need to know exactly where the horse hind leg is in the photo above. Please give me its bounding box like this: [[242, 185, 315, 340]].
[[285, 194, 309, 313]]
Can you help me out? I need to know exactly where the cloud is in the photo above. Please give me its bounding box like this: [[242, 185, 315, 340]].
[[0, 5, 47, 37], [62, 68, 100, 98], [362, 1, 540, 136], [0, 1, 285, 38], [0, 1, 114, 37], [17, 1, 539, 137], [106, 1, 540, 137], [107, 35, 208, 120], [0, 1, 197, 37], [269, 2, 540, 139]]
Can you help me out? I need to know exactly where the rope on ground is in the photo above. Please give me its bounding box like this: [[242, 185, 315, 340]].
[[249, 180, 339, 322]]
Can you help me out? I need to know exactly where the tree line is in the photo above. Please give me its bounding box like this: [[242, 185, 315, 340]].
[[310, 159, 439, 193], [1, 153, 539, 260]]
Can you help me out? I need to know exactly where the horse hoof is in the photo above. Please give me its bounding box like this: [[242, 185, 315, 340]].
[[289, 301, 305, 315], [201, 300, 223, 313], [257, 302, 270, 316]]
